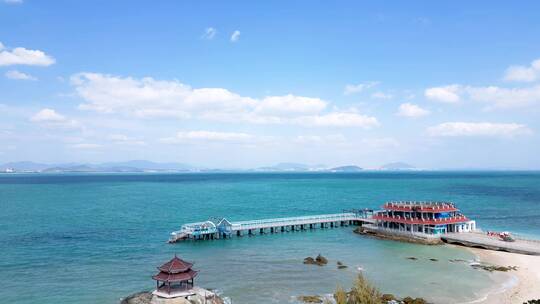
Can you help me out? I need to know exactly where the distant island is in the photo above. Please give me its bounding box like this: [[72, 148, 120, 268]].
[[0, 160, 416, 173], [379, 162, 416, 170], [0, 160, 194, 173], [329, 165, 363, 172]]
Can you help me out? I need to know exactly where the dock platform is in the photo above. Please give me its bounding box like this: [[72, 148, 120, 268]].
[[442, 232, 540, 255]]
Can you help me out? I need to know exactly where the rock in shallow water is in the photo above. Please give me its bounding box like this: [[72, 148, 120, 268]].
[[315, 254, 328, 265], [298, 295, 323, 303], [303, 254, 328, 266], [406, 256, 418, 260]]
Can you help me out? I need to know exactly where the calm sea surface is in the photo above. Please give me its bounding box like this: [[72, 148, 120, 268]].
[[1, 172, 539, 304]]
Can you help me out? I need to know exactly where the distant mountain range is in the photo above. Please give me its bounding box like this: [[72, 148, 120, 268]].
[[0, 160, 415, 173], [256, 163, 316, 172], [328, 165, 363, 172], [379, 162, 416, 170], [0, 160, 195, 173]]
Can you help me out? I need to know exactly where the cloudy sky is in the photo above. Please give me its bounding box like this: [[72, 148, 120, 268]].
[[1, 1, 539, 169]]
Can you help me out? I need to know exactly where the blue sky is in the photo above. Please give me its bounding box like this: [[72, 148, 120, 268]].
[[1, 1, 540, 169]]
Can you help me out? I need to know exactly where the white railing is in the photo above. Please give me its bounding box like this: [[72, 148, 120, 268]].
[[230, 213, 359, 231], [172, 212, 368, 239]]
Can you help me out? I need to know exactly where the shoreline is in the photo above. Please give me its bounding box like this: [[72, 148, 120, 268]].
[[464, 247, 540, 304]]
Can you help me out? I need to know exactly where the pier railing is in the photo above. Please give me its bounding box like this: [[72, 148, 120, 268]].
[[230, 213, 359, 231], [170, 212, 368, 242]]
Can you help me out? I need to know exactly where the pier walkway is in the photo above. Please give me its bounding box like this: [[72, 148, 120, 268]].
[[442, 232, 540, 255], [169, 211, 374, 242]]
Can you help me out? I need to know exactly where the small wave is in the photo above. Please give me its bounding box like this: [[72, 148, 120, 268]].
[[459, 274, 518, 304]]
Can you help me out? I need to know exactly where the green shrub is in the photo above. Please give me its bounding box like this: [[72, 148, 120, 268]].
[[347, 274, 383, 304], [334, 285, 348, 304]]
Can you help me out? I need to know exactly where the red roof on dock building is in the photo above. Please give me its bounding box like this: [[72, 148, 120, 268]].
[[372, 214, 469, 225], [383, 201, 458, 212], [370, 201, 475, 236]]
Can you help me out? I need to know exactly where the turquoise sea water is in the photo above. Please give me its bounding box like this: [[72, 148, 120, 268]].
[[1, 172, 539, 304]]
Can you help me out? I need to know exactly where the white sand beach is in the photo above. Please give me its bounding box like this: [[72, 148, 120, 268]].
[[468, 248, 540, 304]]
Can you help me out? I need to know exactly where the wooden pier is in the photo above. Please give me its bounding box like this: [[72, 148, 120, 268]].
[[169, 211, 374, 242]]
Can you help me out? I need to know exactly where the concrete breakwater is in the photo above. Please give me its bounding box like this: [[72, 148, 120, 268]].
[[441, 232, 540, 255], [354, 226, 443, 245], [356, 226, 540, 255]]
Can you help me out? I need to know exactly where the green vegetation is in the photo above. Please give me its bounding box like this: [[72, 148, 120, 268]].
[[332, 274, 429, 304], [333, 274, 382, 304], [334, 286, 347, 304]]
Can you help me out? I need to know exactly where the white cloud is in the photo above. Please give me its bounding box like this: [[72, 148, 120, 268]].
[[359, 137, 400, 149], [70, 143, 102, 149], [294, 134, 346, 144], [72, 72, 378, 128], [425, 82, 540, 109], [230, 30, 240, 42], [344, 81, 379, 95], [161, 130, 253, 144], [371, 92, 393, 99], [0, 42, 55, 66], [31, 108, 66, 122], [466, 85, 540, 109], [4, 0, 23, 4], [255, 95, 327, 116], [428, 122, 532, 137], [5, 70, 36, 80], [30, 108, 80, 129], [397, 103, 430, 118], [424, 85, 461, 103], [504, 59, 540, 82], [108, 134, 146, 146], [294, 112, 379, 128], [72, 73, 255, 117], [202, 27, 217, 40]]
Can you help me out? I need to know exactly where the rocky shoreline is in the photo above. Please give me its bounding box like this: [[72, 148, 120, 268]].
[[120, 289, 225, 304], [121, 292, 153, 304]]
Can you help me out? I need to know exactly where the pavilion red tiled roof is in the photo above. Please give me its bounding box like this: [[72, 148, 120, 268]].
[[152, 269, 198, 282], [157, 255, 194, 274]]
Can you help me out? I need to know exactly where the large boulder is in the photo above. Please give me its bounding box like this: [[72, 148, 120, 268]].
[[315, 254, 328, 265], [121, 292, 153, 304]]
